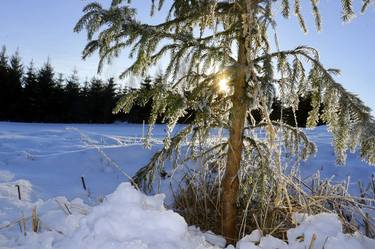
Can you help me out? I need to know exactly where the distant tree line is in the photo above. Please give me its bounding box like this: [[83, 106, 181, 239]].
[[0, 46, 126, 123], [0, 46, 322, 126], [251, 96, 325, 127]]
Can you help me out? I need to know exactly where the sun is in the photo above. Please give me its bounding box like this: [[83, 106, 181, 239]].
[[218, 78, 230, 93]]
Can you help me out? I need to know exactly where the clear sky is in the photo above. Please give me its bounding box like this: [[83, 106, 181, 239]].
[[1, 0, 374, 112]]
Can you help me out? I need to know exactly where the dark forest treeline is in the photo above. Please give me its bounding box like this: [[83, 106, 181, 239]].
[[0, 46, 129, 123], [0, 46, 322, 126]]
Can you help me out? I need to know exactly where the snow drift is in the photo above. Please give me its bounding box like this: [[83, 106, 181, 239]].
[[1, 182, 375, 249], [234, 212, 375, 249], [1, 183, 219, 249]]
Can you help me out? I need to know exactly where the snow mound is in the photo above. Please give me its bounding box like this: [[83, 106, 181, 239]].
[[1, 182, 375, 249], [54, 183, 216, 249], [1, 183, 219, 249], [236, 213, 375, 249]]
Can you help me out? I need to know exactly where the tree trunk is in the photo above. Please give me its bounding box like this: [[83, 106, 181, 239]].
[[221, 36, 248, 245], [221, 0, 255, 244]]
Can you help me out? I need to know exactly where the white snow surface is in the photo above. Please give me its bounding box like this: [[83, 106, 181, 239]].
[[0, 122, 375, 248], [234, 212, 375, 249], [0, 183, 219, 249], [1, 182, 374, 249]]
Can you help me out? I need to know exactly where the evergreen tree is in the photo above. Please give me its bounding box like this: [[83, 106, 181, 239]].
[[0, 50, 24, 120], [35, 61, 56, 121], [53, 73, 66, 122], [7, 51, 23, 120], [0, 46, 7, 68], [76, 0, 375, 242], [8, 52, 23, 85], [87, 78, 105, 123], [250, 93, 324, 127], [0, 46, 9, 120], [23, 61, 38, 121], [102, 78, 118, 123], [64, 70, 82, 122], [0, 49, 128, 123], [80, 78, 91, 122], [125, 77, 154, 123]]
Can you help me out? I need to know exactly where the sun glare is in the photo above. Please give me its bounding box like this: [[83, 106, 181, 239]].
[[218, 78, 230, 93]]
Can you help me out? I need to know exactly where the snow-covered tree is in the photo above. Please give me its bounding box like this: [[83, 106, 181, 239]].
[[75, 0, 375, 243]]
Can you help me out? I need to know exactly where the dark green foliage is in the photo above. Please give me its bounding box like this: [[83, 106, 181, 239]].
[[34, 62, 58, 121], [23, 62, 39, 121], [0, 46, 197, 124], [125, 77, 154, 123], [63, 70, 82, 122], [251, 93, 325, 128], [0, 49, 23, 121], [86, 78, 118, 123], [0, 46, 9, 121], [0, 47, 123, 123]]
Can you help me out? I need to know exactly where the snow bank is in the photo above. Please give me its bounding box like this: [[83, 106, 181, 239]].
[[1, 182, 375, 249], [0, 183, 219, 249], [53, 183, 213, 249], [235, 213, 375, 249]]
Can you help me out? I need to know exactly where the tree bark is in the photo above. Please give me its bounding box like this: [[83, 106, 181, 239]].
[[221, 33, 248, 245], [221, 0, 255, 244]]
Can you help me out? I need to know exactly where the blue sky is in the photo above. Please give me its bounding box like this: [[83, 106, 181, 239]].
[[1, 0, 374, 111]]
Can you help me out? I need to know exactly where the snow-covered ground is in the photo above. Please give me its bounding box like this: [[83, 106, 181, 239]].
[[0, 122, 374, 248], [0, 122, 167, 202]]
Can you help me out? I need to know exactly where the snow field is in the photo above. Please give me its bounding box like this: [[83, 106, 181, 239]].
[[1, 122, 375, 248]]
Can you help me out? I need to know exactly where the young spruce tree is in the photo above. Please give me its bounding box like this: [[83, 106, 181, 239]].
[[76, 0, 375, 243]]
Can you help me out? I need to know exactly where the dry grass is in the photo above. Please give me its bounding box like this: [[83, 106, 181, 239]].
[[0, 198, 89, 236], [171, 167, 375, 242], [32, 207, 39, 233]]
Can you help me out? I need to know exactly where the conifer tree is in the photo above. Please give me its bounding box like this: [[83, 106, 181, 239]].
[[87, 78, 106, 122], [76, 0, 375, 242], [125, 77, 154, 123], [0, 46, 9, 120], [80, 79, 91, 122], [0, 49, 24, 120], [64, 70, 82, 122], [102, 78, 118, 123], [8, 51, 23, 86], [54, 73, 66, 122], [35, 61, 56, 121], [0, 46, 7, 68], [7, 51, 24, 120], [0, 50, 127, 123], [23, 61, 38, 121]]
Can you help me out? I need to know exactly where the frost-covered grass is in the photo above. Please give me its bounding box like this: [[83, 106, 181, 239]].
[[0, 122, 374, 248]]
